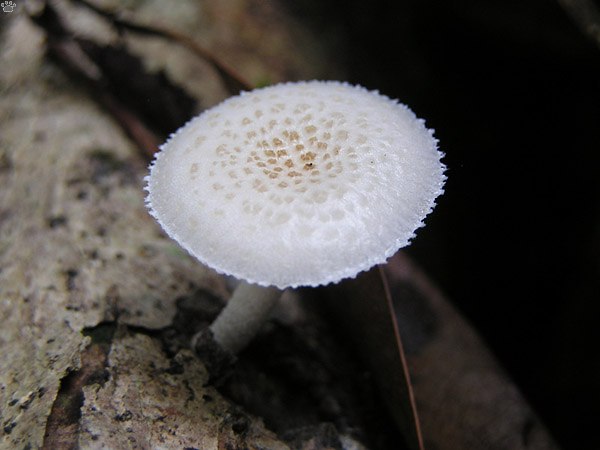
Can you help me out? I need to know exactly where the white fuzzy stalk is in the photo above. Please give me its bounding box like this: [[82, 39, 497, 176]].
[[210, 282, 281, 354]]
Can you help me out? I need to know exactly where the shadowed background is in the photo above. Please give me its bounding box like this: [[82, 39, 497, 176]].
[[283, 0, 600, 448]]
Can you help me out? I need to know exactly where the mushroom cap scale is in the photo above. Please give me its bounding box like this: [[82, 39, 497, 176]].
[[146, 81, 445, 289]]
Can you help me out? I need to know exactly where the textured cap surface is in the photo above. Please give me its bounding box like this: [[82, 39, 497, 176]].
[[146, 81, 445, 289]]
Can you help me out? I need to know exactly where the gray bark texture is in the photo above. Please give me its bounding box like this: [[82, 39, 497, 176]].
[[0, 1, 325, 448]]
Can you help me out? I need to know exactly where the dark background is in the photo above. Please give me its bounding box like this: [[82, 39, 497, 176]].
[[286, 1, 600, 448]]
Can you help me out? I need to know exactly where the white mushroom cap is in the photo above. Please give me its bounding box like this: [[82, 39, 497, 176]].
[[146, 81, 445, 289]]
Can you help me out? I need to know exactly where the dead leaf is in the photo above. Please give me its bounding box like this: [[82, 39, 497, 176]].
[[323, 267, 424, 450], [383, 252, 560, 450]]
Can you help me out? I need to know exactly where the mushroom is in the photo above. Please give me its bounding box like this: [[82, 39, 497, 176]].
[[145, 80, 445, 356]]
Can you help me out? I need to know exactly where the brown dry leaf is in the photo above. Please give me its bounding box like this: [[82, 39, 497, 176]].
[[383, 252, 560, 450], [324, 251, 561, 450], [324, 268, 424, 450]]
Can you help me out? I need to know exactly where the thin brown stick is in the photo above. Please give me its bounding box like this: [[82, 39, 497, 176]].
[[71, 0, 253, 94], [324, 267, 425, 450], [28, 2, 161, 159], [98, 93, 160, 160]]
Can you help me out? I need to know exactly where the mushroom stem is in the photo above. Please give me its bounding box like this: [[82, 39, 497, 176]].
[[208, 281, 281, 354]]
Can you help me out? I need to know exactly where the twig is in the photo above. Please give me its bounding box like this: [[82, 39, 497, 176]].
[[71, 0, 253, 94], [28, 2, 163, 160]]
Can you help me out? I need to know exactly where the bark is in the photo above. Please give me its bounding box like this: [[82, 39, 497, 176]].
[[0, 1, 323, 448], [385, 254, 560, 450]]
